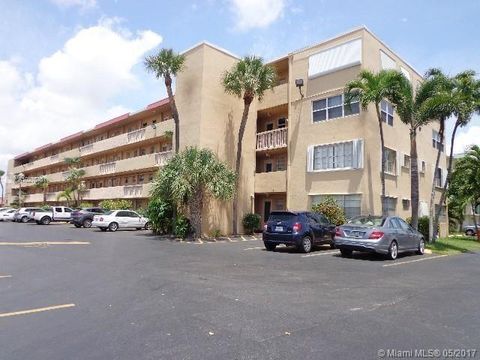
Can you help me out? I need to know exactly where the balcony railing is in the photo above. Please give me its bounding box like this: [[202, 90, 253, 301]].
[[99, 162, 116, 175], [256, 128, 288, 151], [127, 128, 146, 144], [79, 144, 94, 155], [123, 185, 144, 197], [155, 151, 172, 166]]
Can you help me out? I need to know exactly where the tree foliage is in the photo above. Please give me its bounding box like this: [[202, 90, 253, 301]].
[[242, 213, 261, 234], [311, 197, 346, 226], [99, 199, 134, 211], [146, 197, 173, 235]]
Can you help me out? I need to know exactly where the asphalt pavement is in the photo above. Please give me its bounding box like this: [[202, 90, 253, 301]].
[[0, 221, 479, 360]]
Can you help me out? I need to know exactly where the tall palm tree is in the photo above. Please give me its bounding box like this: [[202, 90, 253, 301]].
[[64, 157, 81, 167], [34, 176, 50, 204], [57, 188, 73, 207], [416, 69, 455, 242], [144, 49, 186, 154], [432, 70, 480, 240], [14, 173, 25, 207], [0, 170, 5, 205], [345, 70, 405, 216], [66, 168, 86, 207], [151, 147, 236, 238], [222, 56, 277, 234]]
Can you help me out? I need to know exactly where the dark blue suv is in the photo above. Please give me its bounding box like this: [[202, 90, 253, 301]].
[[263, 211, 336, 253]]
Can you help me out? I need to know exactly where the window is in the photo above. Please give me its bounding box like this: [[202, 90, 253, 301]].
[[402, 154, 411, 169], [308, 139, 363, 172], [274, 199, 285, 211], [383, 197, 397, 216], [421, 160, 426, 174], [432, 130, 444, 152], [312, 94, 359, 122], [383, 148, 397, 175], [311, 194, 361, 219], [380, 50, 396, 70], [402, 199, 410, 210], [276, 157, 286, 171], [265, 163, 273, 173], [278, 118, 286, 128], [308, 38, 362, 77], [434, 168, 443, 187], [116, 211, 129, 217], [381, 100, 394, 126], [138, 175, 144, 183], [266, 123, 274, 131]]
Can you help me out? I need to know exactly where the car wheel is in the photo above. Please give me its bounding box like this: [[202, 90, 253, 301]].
[[264, 241, 276, 251], [41, 216, 51, 225], [416, 238, 425, 255], [83, 219, 92, 228], [100, 227, 107, 232], [298, 236, 313, 253], [329, 242, 336, 249], [466, 229, 475, 236], [136, 227, 142, 230], [145, 222, 152, 230], [340, 249, 352, 257], [21, 216, 29, 223], [108, 222, 118, 232], [387, 241, 398, 260], [74, 224, 82, 228]]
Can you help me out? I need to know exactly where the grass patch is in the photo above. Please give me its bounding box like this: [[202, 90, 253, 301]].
[[427, 235, 480, 255]]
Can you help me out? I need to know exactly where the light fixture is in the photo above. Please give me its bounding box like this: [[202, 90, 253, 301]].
[[295, 78, 304, 98]]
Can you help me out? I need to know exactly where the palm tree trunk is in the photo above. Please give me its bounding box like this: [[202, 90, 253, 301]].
[[0, 182, 4, 205], [410, 128, 419, 229], [429, 119, 445, 243], [471, 202, 480, 242], [190, 188, 203, 239], [375, 106, 387, 216], [43, 188, 47, 205], [164, 74, 180, 154], [19, 183, 22, 207], [433, 120, 460, 240], [232, 97, 252, 235]]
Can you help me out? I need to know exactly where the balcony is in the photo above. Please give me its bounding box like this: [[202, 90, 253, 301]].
[[256, 128, 288, 151], [257, 82, 288, 111], [82, 183, 153, 200], [13, 118, 174, 174], [255, 170, 287, 193]]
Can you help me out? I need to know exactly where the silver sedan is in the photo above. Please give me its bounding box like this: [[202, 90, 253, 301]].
[[334, 215, 425, 260]]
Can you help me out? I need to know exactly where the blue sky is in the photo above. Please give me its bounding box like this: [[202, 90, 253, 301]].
[[0, 0, 479, 183]]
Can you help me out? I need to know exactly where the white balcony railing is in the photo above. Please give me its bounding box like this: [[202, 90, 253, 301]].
[[79, 144, 94, 155], [127, 128, 146, 144], [256, 128, 288, 151], [155, 151, 173, 166], [123, 185, 144, 197], [99, 162, 116, 175]]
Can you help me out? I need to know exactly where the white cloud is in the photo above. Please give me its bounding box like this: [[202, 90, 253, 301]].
[[229, 0, 286, 31], [452, 124, 480, 155], [0, 19, 162, 185], [50, 0, 97, 10]]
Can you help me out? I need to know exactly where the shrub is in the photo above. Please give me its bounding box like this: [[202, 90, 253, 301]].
[[174, 215, 191, 239], [242, 213, 261, 234], [99, 199, 133, 211], [210, 229, 222, 238], [311, 197, 346, 225], [79, 202, 94, 209], [406, 216, 431, 240], [146, 198, 173, 234]]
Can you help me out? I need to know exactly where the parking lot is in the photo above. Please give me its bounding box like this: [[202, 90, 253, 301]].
[[1, 221, 479, 360]]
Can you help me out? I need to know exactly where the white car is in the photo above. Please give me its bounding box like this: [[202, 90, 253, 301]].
[[92, 210, 151, 232], [1, 209, 17, 221]]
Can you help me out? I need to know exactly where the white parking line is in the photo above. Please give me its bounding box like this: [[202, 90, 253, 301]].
[[0, 241, 90, 246], [243, 246, 264, 251], [240, 236, 248, 242], [302, 250, 339, 258], [383, 254, 448, 267], [0, 275, 12, 279], [0, 303, 76, 318]]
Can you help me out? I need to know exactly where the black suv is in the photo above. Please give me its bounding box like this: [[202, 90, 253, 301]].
[[71, 207, 106, 228], [263, 211, 336, 253]]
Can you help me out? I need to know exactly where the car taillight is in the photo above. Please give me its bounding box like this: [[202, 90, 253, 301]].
[[263, 224, 268, 231], [292, 222, 302, 233], [369, 231, 384, 239], [335, 227, 343, 237]]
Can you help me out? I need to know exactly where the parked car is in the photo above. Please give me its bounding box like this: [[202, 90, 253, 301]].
[[33, 206, 73, 225], [1, 209, 17, 221], [334, 215, 425, 260], [263, 211, 336, 253], [92, 210, 151, 232], [14, 207, 44, 223], [71, 207, 106, 228], [463, 225, 478, 236]]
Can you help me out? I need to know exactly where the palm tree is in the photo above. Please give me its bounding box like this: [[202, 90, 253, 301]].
[[222, 56, 277, 234], [66, 168, 86, 207], [57, 188, 73, 207], [151, 147, 236, 238], [144, 49, 186, 153], [345, 70, 405, 216], [64, 157, 81, 167], [14, 173, 25, 207], [34, 176, 50, 204], [432, 70, 480, 240], [0, 170, 5, 205]]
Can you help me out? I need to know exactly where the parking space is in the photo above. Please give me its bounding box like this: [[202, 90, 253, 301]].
[[0, 221, 479, 360]]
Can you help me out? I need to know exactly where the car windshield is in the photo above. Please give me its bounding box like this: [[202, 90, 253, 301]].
[[268, 212, 296, 222], [104, 211, 114, 215], [348, 216, 385, 227]]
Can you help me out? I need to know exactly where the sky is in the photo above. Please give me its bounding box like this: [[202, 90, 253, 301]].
[[0, 0, 479, 189]]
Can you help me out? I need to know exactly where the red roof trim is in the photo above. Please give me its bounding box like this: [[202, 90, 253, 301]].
[[60, 131, 84, 142], [146, 97, 170, 110], [14, 152, 30, 160], [94, 113, 130, 130], [35, 143, 53, 151]]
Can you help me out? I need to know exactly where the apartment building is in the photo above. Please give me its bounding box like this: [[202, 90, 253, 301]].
[[6, 26, 448, 235]]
